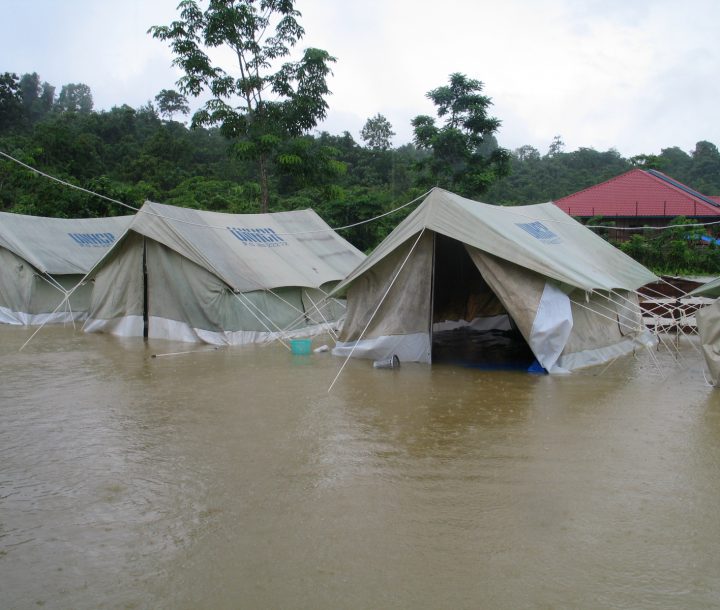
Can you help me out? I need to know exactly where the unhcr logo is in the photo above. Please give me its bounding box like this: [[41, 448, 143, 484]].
[[515, 221, 562, 244], [227, 226, 287, 247], [68, 232, 116, 247]]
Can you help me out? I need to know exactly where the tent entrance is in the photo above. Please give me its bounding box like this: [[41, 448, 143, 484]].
[[430, 234, 535, 369]]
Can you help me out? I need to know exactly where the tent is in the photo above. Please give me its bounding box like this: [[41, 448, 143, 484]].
[[83, 201, 365, 345], [687, 277, 720, 299], [0, 211, 132, 325], [686, 278, 720, 385], [332, 188, 658, 372]]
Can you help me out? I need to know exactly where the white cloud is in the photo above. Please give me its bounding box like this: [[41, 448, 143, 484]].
[[2, 0, 719, 156]]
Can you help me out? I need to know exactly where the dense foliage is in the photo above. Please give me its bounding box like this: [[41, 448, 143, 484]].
[[149, 0, 336, 212], [1, 68, 720, 271], [616, 218, 720, 277], [484, 139, 720, 204], [412, 73, 509, 198]]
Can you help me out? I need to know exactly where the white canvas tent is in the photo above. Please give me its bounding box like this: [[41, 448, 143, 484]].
[[0, 211, 132, 325], [83, 201, 365, 345], [333, 188, 658, 372]]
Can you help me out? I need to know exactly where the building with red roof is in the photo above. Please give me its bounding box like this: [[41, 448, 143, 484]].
[[554, 169, 720, 237]]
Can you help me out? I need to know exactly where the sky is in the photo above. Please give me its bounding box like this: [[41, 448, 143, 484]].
[[2, 0, 720, 157]]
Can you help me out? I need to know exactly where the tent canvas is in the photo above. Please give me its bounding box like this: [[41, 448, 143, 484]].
[[333, 188, 658, 372], [687, 278, 720, 385], [687, 276, 720, 298], [0, 211, 133, 325], [83, 201, 366, 345], [695, 299, 720, 385]]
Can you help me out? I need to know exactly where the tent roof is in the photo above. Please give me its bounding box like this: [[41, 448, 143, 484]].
[[110, 201, 365, 292], [0, 211, 133, 275], [338, 188, 658, 293]]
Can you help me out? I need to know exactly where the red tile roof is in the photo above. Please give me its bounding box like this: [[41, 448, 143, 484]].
[[554, 169, 720, 218]]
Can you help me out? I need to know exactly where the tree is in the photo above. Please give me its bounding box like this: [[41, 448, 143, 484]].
[[39, 81, 55, 116], [514, 144, 540, 162], [629, 154, 663, 170], [546, 134, 564, 157], [485, 144, 631, 204], [150, 0, 336, 212], [411, 73, 509, 197], [56, 83, 94, 113], [658, 146, 692, 183], [0, 72, 22, 131], [689, 140, 720, 194], [154, 88, 190, 120], [360, 113, 395, 151], [274, 134, 347, 194]]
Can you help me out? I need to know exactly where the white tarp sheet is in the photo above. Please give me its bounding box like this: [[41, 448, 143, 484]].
[[529, 282, 573, 371]]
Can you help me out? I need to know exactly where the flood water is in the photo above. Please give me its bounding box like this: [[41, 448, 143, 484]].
[[1, 325, 720, 609]]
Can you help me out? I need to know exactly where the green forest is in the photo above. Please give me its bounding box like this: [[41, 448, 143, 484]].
[[1, 3, 720, 274]]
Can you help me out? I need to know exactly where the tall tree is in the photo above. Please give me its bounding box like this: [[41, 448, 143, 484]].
[[514, 144, 540, 162], [0, 72, 22, 131], [546, 134, 565, 157], [360, 113, 395, 151], [56, 83, 94, 113], [411, 72, 509, 197], [154, 89, 190, 121], [689, 140, 720, 194], [629, 154, 663, 170], [150, 0, 336, 212]]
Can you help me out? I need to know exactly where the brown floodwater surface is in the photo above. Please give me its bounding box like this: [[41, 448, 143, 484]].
[[1, 325, 719, 609]]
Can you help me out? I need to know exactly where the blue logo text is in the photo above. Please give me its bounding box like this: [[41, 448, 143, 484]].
[[515, 222, 562, 244], [68, 232, 116, 247], [227, 227, 287, 247]]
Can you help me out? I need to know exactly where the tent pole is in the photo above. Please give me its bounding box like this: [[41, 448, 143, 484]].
[[142, 238, 149, 339], [429, 232, 436, 364]]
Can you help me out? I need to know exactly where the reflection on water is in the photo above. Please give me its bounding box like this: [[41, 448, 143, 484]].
[[1, 326, 720, 609]]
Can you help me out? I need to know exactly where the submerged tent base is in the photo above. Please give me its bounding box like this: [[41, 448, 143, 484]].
[[333, 333, 538, 372], [0, 305, 86, 326], [84, 315, 144, 337], [333, 333, 432, 363], [554, 329, 656, 371], [333, 328, 657, 373], [84, 314, 339, 346], [332, 316, 532, 369]]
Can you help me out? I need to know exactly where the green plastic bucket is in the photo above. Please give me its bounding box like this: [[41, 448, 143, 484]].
[[290, 338, 312, 355]]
